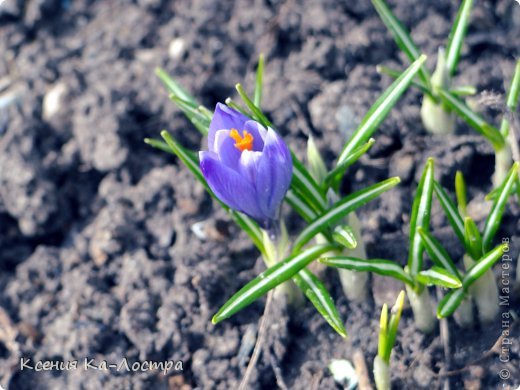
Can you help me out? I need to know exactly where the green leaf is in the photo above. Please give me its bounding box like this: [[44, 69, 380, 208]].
[[293, 177, 401, 252], [325, 138, 375, 191], [433, 180, 465, 245], [333, 225, 358, 249], [378, 303, 389, 361], [337, 55, 427, 165], [291, 154, 328, 214], [376, 65, 434, 99], [449, 85, 477, 97], [455, 170, 467, 217], [437, 288, 466, 318], [462, 244, 506, 289], [307, 136, 328, 184], [144, 138, 177, 155], [254, 54, 265, 107], [384, 290, 406, 363], [408, 158, 435, 277], [212, 243, 337, 324], [482, 163, 519, 251], [485, 181, 518, 201], [225, 97, 251, 118], [499, 60, 520, 137], [320, 257, 414, 287], [445, 0, 474, 76], [292, 269, 347, 337], [417, 228, 461, 279], [464, 217, 483, 260], [285, 190, 318, 223], [417, 267, 462, 288], [236, 83, 273, 128], [506, 60, 520, 110], [155, 68, 199, 108], [437, 89, 505, 150], [371, 0, 430, 86], [170, 95, 210, 135]]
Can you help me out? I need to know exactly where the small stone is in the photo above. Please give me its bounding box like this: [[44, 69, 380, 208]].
[[169, 38, 186, 60], [43, 82, 67, 120]]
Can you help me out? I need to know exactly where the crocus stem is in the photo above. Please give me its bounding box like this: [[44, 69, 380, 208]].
[[337, 213, 369, 301], [464, 255, 499, 323], [373, 355, 390, 390], [492, 145, 513, 188], [262, 221, 302, 305], [405, 285, 436, 333], [420, 48, 456, 135]]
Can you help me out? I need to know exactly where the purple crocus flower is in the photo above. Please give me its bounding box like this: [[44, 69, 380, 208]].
[[199, 103, 292, 228]]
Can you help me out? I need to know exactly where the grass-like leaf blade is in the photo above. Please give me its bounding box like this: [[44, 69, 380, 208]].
[[417, 267, 462, 288], [417, 228, 461, 279], [371, 0, 430, 86], [325, 138, 375, 191], [408, 158, 434, 277], [292, 153, 328, 213], [155, 68, 199, 108], [333, 225, 358, 249], [285, 190, 318, 222], [462, 244, 506, 289], [455, 170, 467, 216], [254, 54, 265, 107], [212, 243, 337, 324], [378, 304, 389, 362], [320, 257, 414, 287], [464, 217, 483, 260], [170, 95, 210, 135], [438, 89, 505, 150], [433, 181, 465, 244], [500, 59, 520, 137], [337, 55, 427, 165], [437, 288, 466, 318], [445, 0, 474, 76], [293, 177, 401, 252], [292, 269, 347, 337], [236, 83, 273, 128], [485, 181, 518, 201], [482, 163, 519, 251], [384, 291, 405, 362], [376, 65, 433, 99], [145, 137, 177, 155]]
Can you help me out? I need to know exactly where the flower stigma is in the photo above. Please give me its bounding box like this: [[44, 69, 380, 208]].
[[229, 128, 254, 151]]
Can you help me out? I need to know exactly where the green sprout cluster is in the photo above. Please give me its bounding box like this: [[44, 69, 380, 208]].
[[147, 55, 428, 337], [373, 0, 520, 187], [145, 2, 520, 387]]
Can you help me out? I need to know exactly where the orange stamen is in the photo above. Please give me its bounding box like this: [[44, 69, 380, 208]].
[[229, 128, 254, 151]]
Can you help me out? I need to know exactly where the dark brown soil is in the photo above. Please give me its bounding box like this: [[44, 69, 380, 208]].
[[0, 0, 519, 389]]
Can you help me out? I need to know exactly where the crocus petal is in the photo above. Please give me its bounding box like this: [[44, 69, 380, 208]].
[[214, 129, 241, 169], [238, 150, 263, 184], [199, 151, 264, 220], [243, 120, 267, 151], [208, 103, 249, 152], [256, 128, 293, 218]]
